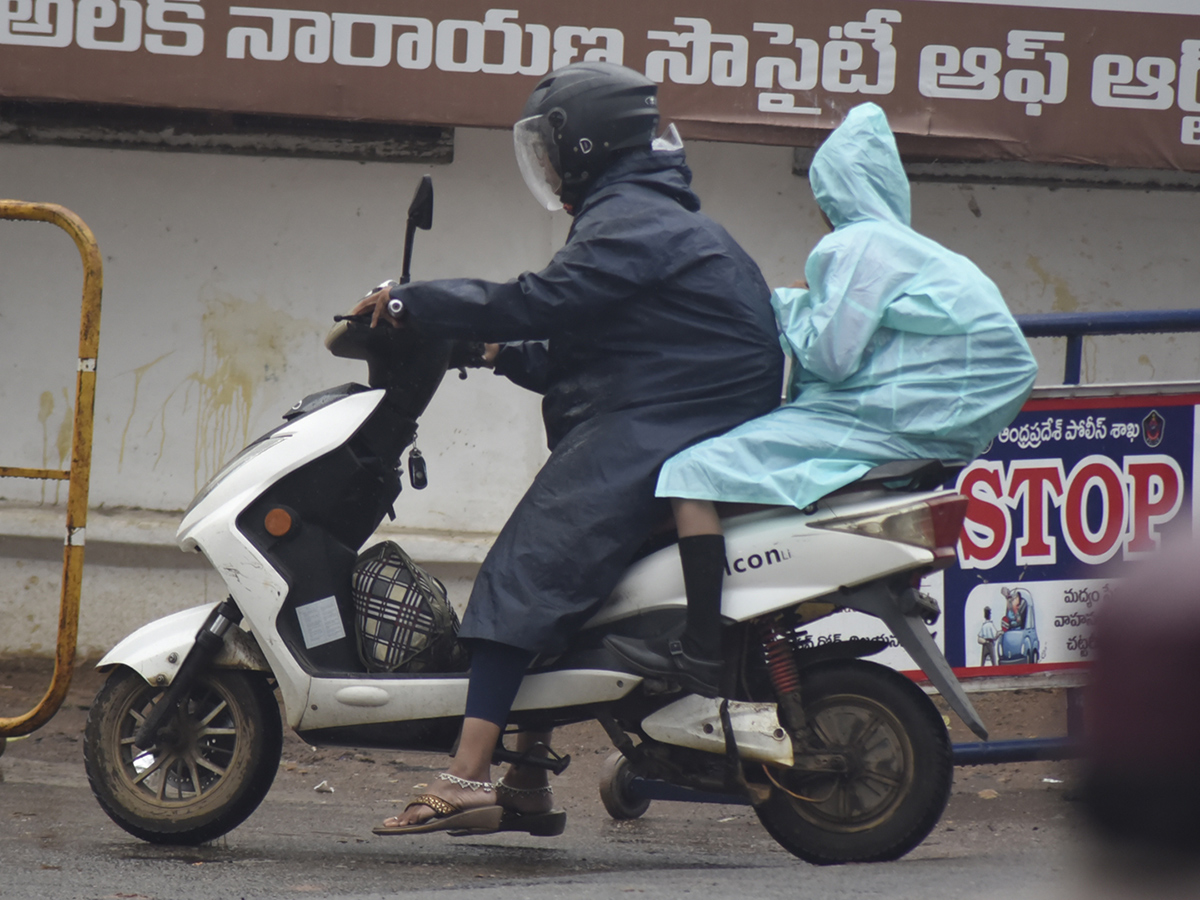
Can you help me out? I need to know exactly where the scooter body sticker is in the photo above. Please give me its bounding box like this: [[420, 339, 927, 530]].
[[296, 596, 346, 648]]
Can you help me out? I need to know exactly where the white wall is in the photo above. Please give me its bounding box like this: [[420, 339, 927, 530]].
[[0, 129, 558, 527], [2, 127, 1199, 655]]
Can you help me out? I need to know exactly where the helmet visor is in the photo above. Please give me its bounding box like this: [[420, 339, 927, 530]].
[[514, 116, 563, 211]]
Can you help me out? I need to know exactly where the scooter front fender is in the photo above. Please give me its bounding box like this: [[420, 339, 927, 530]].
[[97, 603, 270, 686]]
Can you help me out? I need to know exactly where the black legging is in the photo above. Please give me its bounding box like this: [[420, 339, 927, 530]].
[[462, 639, 535, 727]]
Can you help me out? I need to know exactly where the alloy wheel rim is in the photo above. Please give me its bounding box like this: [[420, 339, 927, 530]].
[[117, 682, 242, 807], [779, 694, 913, 833]]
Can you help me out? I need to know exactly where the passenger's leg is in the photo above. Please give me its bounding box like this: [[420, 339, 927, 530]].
[[604, 498, 726, 695], [672, 498, 725, 661]]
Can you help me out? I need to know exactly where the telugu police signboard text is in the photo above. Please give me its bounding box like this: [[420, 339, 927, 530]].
[[798, 383, 1198, 682], [3, 1, 1200, 171], [943, 385, 1197, 675]]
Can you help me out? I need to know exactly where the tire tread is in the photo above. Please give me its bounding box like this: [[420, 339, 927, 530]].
[[754, 659, 953, 865], [84, 667, 283, 845]]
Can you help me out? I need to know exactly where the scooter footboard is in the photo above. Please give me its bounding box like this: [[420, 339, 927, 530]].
[[836, 583, 989, 741]]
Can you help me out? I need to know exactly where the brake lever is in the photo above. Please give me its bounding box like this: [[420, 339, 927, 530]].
[[333, 280, 401, 323]]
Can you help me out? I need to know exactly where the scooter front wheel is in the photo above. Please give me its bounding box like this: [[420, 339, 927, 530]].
[[753, 659, 952, 865], [84, 667, 283, 845]]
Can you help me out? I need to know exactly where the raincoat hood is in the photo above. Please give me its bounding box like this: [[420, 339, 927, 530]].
[[577, 147, 700, 217], [809, 103, 910, 229]]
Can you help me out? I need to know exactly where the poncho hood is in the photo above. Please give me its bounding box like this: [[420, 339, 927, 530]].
[[810, 103, 911, 229], [578, 147, 701, 216]]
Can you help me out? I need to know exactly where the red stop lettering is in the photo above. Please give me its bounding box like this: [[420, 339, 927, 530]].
[[1008, 462, 1065, 565], [957, 462, 1011, 569], [1124, 455, 1184, 556], [1062, 456, 1126, 564]]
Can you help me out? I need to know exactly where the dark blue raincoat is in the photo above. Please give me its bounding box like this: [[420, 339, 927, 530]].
[[396, 148, 783, 654]]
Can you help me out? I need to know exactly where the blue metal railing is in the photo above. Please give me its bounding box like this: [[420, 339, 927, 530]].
[[1016, 309, 1200, 385], [625, 734, 1087, 806]]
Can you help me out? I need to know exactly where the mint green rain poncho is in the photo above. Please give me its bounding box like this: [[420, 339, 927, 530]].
[[656, 103, 1037, 508]]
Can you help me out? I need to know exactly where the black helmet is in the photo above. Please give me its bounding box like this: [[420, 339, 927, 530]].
[[514, 62, 660, 210]]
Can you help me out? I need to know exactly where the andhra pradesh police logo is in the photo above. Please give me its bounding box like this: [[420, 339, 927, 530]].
[[1142, 410, 1165, 448]]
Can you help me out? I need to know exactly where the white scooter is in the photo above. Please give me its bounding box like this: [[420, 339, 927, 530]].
[[83, 178, 987, 866]]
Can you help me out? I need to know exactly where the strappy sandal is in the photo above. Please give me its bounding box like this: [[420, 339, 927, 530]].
[[494, 779, 567, 837], [373, 774, 503, 836]]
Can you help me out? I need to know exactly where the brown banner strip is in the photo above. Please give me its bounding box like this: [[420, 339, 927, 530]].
[[3, 1, 1200, 171]]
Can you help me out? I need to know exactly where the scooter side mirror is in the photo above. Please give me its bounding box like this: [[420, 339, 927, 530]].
[[407, 175, 433, 231], [400, 175, 433, 285]]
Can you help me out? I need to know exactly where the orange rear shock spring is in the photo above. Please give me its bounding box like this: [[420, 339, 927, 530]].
[[759, 619, 801, 695]]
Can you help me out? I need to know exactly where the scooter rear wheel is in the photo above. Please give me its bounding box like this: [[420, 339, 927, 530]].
[[84, 667, 283, 845], [753, 659, 952, 865]]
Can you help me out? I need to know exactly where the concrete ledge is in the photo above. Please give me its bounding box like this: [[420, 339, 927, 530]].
[[918, 668, 1088, 694], [0, 534, 209, 569], [0, 502, 496, 565], [0, 502, 487, 656], [0, 503, 180, 547]]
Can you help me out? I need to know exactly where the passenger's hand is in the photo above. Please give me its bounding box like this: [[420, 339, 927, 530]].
[[482, 343, 500, 365], [790, 278, 808, 289], [350, 287, 403, 328]]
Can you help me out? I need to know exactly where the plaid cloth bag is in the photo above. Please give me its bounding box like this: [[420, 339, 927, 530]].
[[351, 541, 467, 673]]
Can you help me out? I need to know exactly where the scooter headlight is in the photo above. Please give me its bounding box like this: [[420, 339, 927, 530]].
[[184, 435, 291, 517], [814, 494, 968, 567]]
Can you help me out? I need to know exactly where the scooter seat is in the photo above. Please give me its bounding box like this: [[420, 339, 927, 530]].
[[714, 460, 964, 517], [825, 459, 964, 497], [633, 460, 964, 561]]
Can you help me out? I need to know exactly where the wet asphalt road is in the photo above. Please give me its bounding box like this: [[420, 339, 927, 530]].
[[2, 746, 1086, 900]]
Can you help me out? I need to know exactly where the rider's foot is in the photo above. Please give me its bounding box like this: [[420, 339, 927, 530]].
[[494, 741, 565, 836], [604, 632, 723, 697], [380, 771, 497, 829], [494, 779, 555, 814], [496, 741, 554, 814]]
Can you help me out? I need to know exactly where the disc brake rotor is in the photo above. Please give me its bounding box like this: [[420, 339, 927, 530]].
[[121, 683, 240, 806]]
